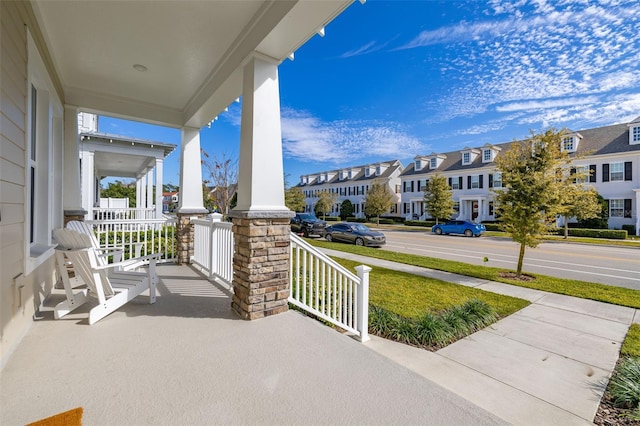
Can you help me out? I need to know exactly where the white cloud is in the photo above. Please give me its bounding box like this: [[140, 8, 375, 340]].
[[411, 0, 640, 125], [280, 108, 427, 164], [340, 41, 380, 58], [496, 96, 599, 112]]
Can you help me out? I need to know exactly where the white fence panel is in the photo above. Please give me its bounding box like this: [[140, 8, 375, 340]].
[[192, 216, 234, 288]]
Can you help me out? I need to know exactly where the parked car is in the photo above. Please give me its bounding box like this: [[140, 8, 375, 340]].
[[431, 220, 486, 237], [324, 222, 386, 247], [290, 213, 327, 237]]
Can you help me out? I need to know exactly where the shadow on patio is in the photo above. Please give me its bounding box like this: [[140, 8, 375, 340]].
[[1, 264, 505, 425]]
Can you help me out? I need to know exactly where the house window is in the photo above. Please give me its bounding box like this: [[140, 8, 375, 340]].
[[375, 165, 381, 176], [483, 149, 492, 162], [575, 166, 588, 184], [493, 172, 502, 188], [562, 136, 574, 152], [453, 202, 460, 214], [415, 160, 421, 170], [430, 158, 437, 169], [365, 168, 371, 177], [610, 162, 624, 181], [471, 175, 480, 189], [25, 31, 63, 273], [632, 126, 640, 144], [462, 152, 471, 165], [451, 178, 460, 190], [489, 201, 494, 216], [610, 199, 624, 217]]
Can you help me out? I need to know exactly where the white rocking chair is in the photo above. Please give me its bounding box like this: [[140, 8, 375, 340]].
[[53, 228, 158, 324]]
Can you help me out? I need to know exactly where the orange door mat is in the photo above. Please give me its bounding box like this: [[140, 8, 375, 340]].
[[26, 407, 83, 426]]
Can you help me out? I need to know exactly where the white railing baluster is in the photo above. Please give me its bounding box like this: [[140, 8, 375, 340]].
[[288, 233, 370, 341]]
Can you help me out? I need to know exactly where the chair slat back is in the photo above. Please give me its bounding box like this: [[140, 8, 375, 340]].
[[54, 229, 115, 298]]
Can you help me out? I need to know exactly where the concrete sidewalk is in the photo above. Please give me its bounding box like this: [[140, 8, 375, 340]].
[[321, 248, 640, 425]]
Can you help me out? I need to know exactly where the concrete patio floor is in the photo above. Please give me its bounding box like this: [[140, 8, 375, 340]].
[[1, 264, 505, 426]]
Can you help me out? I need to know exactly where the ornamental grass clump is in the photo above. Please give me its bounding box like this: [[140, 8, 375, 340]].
[[609, 357, 640, 420], [369, 299, 497, 350]]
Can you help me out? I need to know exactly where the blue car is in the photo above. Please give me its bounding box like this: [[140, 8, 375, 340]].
[[431, 220, 486, 237]]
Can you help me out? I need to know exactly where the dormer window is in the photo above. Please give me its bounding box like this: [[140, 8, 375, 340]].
[[562, 136, 575, 152], [348, 170, 352, 179], [415, 159, 422, 170], [375, 165, 381, 176], [460, 148, 479, 165], [483, 149, 492, 162], [631, 125, 640, 145], [365, 168, 371, 177], [430, 158, 437, 169]]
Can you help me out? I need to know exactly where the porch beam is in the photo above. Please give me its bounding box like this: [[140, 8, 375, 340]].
[[80, 150, 95, 220], [155, 158, 163, 218]]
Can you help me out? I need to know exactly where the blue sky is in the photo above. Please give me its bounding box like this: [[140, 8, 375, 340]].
[[99, 0, 640, 187]]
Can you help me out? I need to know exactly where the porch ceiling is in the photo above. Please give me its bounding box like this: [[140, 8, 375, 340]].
[[31, 0, 354, 128]]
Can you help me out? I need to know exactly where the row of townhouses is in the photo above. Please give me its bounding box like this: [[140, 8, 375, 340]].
[[296, 118, 640, 234]]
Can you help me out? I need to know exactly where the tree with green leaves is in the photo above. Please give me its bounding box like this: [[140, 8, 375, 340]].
[[339, 199, 354, 220], [101, 180, 136, 207], [364, 180, 395, 225], [494, 129, 568, 277], [422, 173, 454, 224], [577, 193, 609, 229], [315, 190, 337, 219], [285, 187, 306, 212], [558, 182, 601, 239]]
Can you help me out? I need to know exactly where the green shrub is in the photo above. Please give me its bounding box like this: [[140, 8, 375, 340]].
[[384, 216, 406, 223], [324, 216, 340, 222], [482, 224, 502, 232], [609, 357, 640, 412], [346, 217, 367, 223], [555, 228, 628, 240], [405, 220, 434, 227], [377, 218, 395, 225], [369, 299, 497, 350]]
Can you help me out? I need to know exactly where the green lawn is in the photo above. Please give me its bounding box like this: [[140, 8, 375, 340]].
[[308, 239, 640, 309], [332, 257, 529, 319], [622, 324, 640, 358]]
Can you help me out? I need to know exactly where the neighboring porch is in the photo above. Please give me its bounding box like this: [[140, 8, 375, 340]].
[[0, 263, 503, 426]]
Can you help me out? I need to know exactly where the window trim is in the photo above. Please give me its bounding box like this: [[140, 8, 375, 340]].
[[631, 126, 640, 145], [462, 152, 471, 165], [609, 199, 624, 217], [609, 162, 624, 182]]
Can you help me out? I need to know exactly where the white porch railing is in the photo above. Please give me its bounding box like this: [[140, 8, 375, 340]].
[[93, 207, 156, 220], [85, 218, 177, 263], [289, 233, 371, 342], [192, 215, 234, 288]]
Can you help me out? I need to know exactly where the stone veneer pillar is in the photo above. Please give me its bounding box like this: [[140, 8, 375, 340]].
[[63, 210, 87, 226], [230, 210, 294, 320], [176, 212, 207, 265]]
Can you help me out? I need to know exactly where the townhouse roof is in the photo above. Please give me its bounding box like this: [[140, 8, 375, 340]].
[[296, 160, 403, 187], [400, 121, 638, 177]]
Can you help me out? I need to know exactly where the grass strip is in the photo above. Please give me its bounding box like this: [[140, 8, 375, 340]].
[[309, 239, 640, 309], [331, 257, 529, 319], [622, 324, 640, 358]]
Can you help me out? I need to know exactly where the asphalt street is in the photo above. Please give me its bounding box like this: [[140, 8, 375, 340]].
[[378, 229, 640, 290]]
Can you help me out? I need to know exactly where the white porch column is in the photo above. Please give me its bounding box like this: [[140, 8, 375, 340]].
[[155, 158, 164, 218], [235, 54, 287, 211], [136, 177, 143, 208], [80, 150, 95, 220], [63, 105, 85, 222], [178, 127, 207, 212], [229, 53, 293, 321], [146, 169, 154, 210]]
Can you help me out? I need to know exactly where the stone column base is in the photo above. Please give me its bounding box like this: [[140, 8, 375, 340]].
[[230, 210, 294, 320], [63, 210, 87, 226], [176, 210, 208, 265]]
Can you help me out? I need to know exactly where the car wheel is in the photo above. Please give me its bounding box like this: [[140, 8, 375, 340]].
[[464, 229, 473, 237], [355, 238, 364, 246], [325, 234, 332, 242], [434, 228, 443, 235], [302, 230, 309, 238]]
